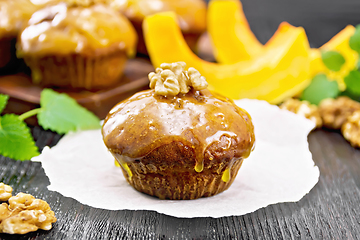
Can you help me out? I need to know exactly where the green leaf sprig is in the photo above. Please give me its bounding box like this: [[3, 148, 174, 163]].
[[344, 70, 360, 95], [0, 89, 101, 161], [300, 74, 339, 105], [321, 50, 345, 71], [301, 24, 360, 105], [349, 25, 360, 54]]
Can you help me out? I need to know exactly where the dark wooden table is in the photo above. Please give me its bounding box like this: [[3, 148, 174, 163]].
[[2, 0, 360, 239], [1, 128, 360, 239]]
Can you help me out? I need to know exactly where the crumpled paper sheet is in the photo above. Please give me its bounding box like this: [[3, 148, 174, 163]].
[[32, 99, 319, 218]]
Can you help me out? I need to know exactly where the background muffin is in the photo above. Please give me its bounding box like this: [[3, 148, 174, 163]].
[[102, 62, 255, 200], [0, 0, 42, 70], [17, 3, 137, 90], [109, 0, 207, 55]]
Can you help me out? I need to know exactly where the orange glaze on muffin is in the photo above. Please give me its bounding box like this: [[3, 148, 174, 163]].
[[17, 3, 137, 89], [102, 87, 255, 199], [18, 3, 137, 57]]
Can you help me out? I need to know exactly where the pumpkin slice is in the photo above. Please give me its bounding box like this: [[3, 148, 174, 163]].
[[143, 12, 310, 104], [207, 0, 263, 63]]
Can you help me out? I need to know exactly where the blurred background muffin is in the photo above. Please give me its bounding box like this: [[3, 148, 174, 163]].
[[108, 0, 207, 55], [17, 3, 137, 90], [0, 0, 43, 71]]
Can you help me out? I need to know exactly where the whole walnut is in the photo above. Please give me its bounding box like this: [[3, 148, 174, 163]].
[[0, 192, 56, 234], [148, 62, 208, 96]]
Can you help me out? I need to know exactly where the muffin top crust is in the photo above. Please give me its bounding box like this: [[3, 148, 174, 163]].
[[102, 88, 255, 171], [18, 3, 137, 57], [0, 0, 41, 37]]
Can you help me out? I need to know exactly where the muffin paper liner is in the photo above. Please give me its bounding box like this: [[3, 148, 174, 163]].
[[32, 99, 319, 218], [23, 51, 127, 89], [121, 159, 243, 200]]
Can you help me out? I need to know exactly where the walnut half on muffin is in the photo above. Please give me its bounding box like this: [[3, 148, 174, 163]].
[[102, 62, 255, 200]]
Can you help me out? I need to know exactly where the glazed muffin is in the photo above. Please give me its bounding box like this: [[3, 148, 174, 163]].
[[108, 0, 207, 55], [17, 3, 137, 90], [0, 0, 42, 69], [102, 62, 255, 200]]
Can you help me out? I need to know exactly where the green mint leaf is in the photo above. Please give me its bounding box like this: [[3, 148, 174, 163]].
[[321, 50, 346, 72], [300, 74, 340, 105], [344, 70, 360, 95], [0, 114, 39, 160], [349, 24, 360, 53], [37, 89, 101, 134], [0, 94, 9, 115]]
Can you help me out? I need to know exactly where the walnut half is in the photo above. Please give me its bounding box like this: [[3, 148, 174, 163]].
[[149, 62, 208, 96], [0, 185, 57, 235]]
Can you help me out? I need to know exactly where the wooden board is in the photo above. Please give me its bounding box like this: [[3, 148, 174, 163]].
[[0, 31, 215, 125], [0, 58, 153, 121]]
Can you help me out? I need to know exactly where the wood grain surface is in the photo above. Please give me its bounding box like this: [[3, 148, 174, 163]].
[[1, 128, 360, 239]]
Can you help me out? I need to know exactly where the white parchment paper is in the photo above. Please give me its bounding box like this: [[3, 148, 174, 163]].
[[32, 99, 319, 218]]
